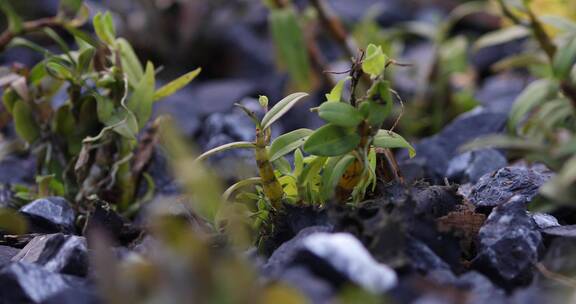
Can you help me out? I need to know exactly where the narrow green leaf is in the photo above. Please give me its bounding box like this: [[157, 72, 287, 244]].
[[552, 34, 576, 80], [373, 130, 415, 158], [297, 156, 327, 187], [261, 92, 308, 130], [0, 1, 23, 33], [323, 155, 355, 201], [325, 76, 350, 102], [197, 141, 256, 162], [13, 100, 40, 143], [93, 12, 116, 45], [362, 44, 387, 77], [223, 177, 262, 202], [508, 79, 559, 130], [116, 38, 144, 86], [318, 101, 364, 127], [269, 7, 312, 90], [269, 128, 313, 162], [540, 155, 576, 204], [126, 62, 155, 129], [77, 47, 95, 74], [473, 26, 530, 50], [154, 68, 201, 101], [304, 124, 361, 156]]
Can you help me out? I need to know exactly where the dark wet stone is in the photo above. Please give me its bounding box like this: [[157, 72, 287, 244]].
[[468, 166, 553, 210], [541, 225, 576, 238], [0, 245, 19, 266], [263, 225, 332, 278], [475, 73, 530, 114], [84, 203, 124, 243], [446, 149, 507, 184], [541, 237, 576, 276], [399, 108, 508, 183], [0, 262, 87, 303], [139, 149, 179, 197], [531, 213, 560, 230], [406, 238, 450, 273], [11, 233, 88, 277], [20, 197, 76, 234], [0, 155, 36, 185], [277, 266, 335, 304], [424, 270, 507, 304], [472, 196, 542, 289], [42, 287, 100, 304], [472, 40, 526, 77], [412, 185, 461, 218], [260, 205, 329, 256]]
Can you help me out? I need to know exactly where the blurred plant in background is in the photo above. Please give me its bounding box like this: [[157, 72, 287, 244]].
[[466, 0, 576, 209], [0, 1, 199, 213]]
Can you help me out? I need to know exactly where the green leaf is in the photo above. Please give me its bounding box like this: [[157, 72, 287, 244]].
[[269, 7, 312, 90], [273, 157, 292, 175], [77, 47, 95, 74], [269, 128, 313, 162], [373, 130, 415, 158], [304, 124, 361, 156], [223, 177, 262, 202], [154, 68, 201, 101], [2, 88, 19, 114], [297, 156, 327, 187], [362, 44, 387, 77], [127, 62, 155, 129], [540, 155, 576, 204], [53, 105, 75, 137], [196, 141, 256, 162], [261, 92, 308, 130], [323, 154, 355, 201], [45, 59, 74, 81], [361, 80, 393, 127], [552, 34, 576, 80], [325, 76, 350, 102], [93, 93, 114, 124], [508, 79, 559, 130], [540, 15, 576, 33], [0, 1, 23, 33], [13, 100, 40, 143], [318, 102, 364, 127], [0, 208, 27, 234], [93, 12, 116, 45], [473, 26, 530, 50], [116, 38, 144, 86]]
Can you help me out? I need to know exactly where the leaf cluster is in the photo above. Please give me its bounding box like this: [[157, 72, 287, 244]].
[[0, 1, 199, 211]]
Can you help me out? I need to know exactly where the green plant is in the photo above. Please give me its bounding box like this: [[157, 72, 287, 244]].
[[197, 93, 309, 213], [390, 2, 486, 137], [303, 44, 414, 203], [197, 45, 414, 225], [465, 0, 576, 207], [0, 1, 200, 211]]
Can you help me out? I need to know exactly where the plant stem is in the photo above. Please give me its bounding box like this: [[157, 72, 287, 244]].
[[0, 17, 62, 52], [308, 0, 357, 59]]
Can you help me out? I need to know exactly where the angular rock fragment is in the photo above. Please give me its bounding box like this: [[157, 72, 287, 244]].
[[0, 262, 87, 303], [446, 149, 507, 184], [19, 197, 76, 233], [12, 233, 88, 276], [472, 196, 542, 288], [468, 166, 552, 210]]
